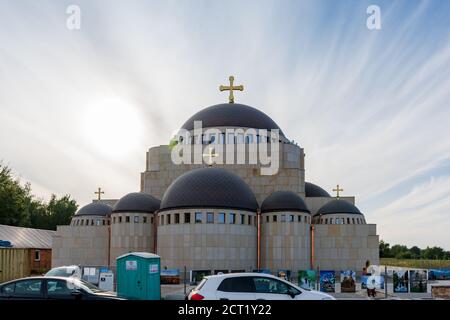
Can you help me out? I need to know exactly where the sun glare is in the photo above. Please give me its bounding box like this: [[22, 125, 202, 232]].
[[82, 97, 144, 158]]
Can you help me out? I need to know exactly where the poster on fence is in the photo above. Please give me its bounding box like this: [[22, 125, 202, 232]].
[[319, 270, 335, 293], [298, 270, 316, 290], [409, 270, 427, 293], [428, 269, 450, 280], [361, 275, 384, 290], [393, 270, 409, 293], [340, 270, 356, 292]]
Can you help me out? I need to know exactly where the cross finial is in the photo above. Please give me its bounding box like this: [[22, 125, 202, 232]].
[[219, 75, 244, 103], [95, 187, 105, 200], [332, 184, 344, 199], [202, 147, 219, 166]]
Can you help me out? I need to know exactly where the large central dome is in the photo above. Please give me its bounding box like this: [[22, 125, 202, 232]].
[[181, 103, 285, 137], [160, 167, 258, 211]]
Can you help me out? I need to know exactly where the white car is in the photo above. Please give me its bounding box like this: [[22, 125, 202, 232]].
[[187, 273, 335, 300], [44, 266, 82, 279]]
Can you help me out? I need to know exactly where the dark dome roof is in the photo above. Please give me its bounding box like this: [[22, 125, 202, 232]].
[[315, 200, 363, 216], [113, 192, 161, 213], [160, 168, 258, 211], [261, 191, 310, 213], [305, 182, 331, 197], [75, 202, 112, 217], [181, 103, 286, 137]]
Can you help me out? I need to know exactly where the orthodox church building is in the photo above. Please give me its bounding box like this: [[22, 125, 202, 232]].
[[52, 77, 379, 274]]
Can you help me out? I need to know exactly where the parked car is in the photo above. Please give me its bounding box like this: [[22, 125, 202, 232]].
[[44, 265, 82, 279], [187, 273, 335, 300], [0, 276, 123, 300]]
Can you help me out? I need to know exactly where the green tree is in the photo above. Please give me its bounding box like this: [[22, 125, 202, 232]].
[[0, 163, 32, 227], [379, 240, 392, 258], [410, 246, 421, 259]]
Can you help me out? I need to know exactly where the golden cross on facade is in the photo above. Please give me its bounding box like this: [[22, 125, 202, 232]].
[[203, 147, 219, 166], [95, 187, 105, 200], [219, 75, 244, 104], [333, 184, 344, 199]]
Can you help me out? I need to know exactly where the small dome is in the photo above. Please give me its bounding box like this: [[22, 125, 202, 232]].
[[75, 202, 112, 217], [181, 103, 286, 137], [261, 191, 310, 213], [315, 200, 362, 216], [160, 168, 258, 211], [305, 182, 331, 197], [113, 192, 161, 213]]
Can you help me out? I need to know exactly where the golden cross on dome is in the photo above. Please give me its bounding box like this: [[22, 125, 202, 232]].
[[95, 187, 105, 200], [203, 147, 219, 166], [333, 184, 344, 199], [219, 76, 244, 104]]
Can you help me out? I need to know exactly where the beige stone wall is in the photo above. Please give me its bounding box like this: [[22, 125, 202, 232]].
[[157, 209, 257, 272], [313, 224, 379, 271], [260, 212, 311, 271], [52, 224, 110, 268], [109, 212, 155, 266], [141, 142, 305, 205]]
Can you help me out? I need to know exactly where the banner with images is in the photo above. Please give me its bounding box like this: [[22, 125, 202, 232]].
[[393, 270, 409, 293], [319, 270, 335, 293], [361, 275, 384, 290], [428, 269, 450, 280], [409, 270, 427, 293], [298, 270, 316, 290], [340, 270, 356, 292]]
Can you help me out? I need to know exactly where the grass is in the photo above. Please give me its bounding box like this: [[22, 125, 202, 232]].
[[381, 258, 450, 269]]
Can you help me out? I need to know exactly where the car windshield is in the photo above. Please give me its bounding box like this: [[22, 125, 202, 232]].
[[72, 279, 107, 293], [45, 268, 76, 277]]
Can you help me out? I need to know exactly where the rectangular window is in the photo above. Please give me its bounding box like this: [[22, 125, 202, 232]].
[[273, 215, 277, 222], [218, 212, 225, 224], [184, 212, 191, 223], [219, 133, 225, 144], [288, 215, 294, 222], [195, 212, 202, 223], [161, 215, 164, 225], [281, 214, 286, 222], [240, 214, 245, 225], [113, 217, 116, 224], [207, 212, 214, 223], [248, 215, 252, 225], [266, 215, 269, 223], [91, 219, 94, 226], [34, 250, 40, 261], [330, 218, 334, 224], [175, 213, 180, 224], [167, 214, 171, 224], [150, 217, 154, 224], [125, 216, 129, 223], [227, 133, 235, 144], [298, 216, 301, 222], [325, 218, 328, 224], [134, 216, 139, 223], [143, 216, 147, 223], [102, 220, 106, 225], [80, 219, 84, 226], [118, 216, 122, 223], [304, 216, 308, 223], [229, 213, 236, 224]]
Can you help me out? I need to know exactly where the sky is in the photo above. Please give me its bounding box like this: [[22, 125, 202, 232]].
[[0, 0, 450, 249]]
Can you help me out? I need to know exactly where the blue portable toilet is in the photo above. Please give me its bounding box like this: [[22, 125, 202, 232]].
[[116, 252, 161, 300]]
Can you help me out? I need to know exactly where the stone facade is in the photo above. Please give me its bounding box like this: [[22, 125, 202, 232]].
[[157, 209, 257, 271], [109, 212, 155, 265], [313, 224, 379, 271], [141, 141, 305, 205], [260, 211, 311, 271], [52, 225, 110, 267]]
